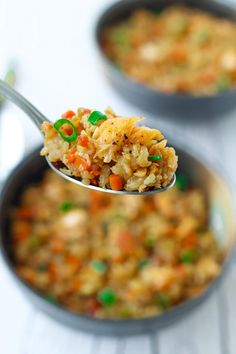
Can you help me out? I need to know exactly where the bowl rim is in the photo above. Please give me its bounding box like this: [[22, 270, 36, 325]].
[[0, 143, 236, 326], [94, 0, 236, 100]]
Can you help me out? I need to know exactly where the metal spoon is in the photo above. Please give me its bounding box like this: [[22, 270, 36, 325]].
[[0, 79, 175, 195]]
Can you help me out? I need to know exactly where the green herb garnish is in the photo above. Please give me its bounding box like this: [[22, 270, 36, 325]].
[[88, 111, 107, 125], [54, 118, 78, 142]]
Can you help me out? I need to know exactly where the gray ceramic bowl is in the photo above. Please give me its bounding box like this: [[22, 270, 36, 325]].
[[0, 144, 235, 335], [95, 0, 236, 119]]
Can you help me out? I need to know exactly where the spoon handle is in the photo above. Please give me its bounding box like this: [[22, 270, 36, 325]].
[[0, 79, 49, 130]]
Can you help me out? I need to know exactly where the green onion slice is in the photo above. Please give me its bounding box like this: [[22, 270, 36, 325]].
[[91, 260, 106, 273], [59, 201, 73, 212], [88, 111, 107, 125], [45, 293, 58, 304], [148, 155, 163, 161], [176, 174, 188, 191], [156, 293, 171, 310], [54, 118, 78, 142], [138, 259, 149, 269], [180, 249, 198, 264], [37, 263, 48, 272]]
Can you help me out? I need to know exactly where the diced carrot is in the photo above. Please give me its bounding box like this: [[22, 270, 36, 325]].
[[51, 240, 64, 253], [48, 262, 58, 278], [73, 278, 81, 290], [67, 147, 77, 163], [116, 231, 134, 255], [67, 255, 80, 268], [14, 221, 31, 241], [74, 156, 91, 171], [92, 170, 100, 177], [199, 72, 215, 84], [86, 297, 100, 315], [83, 108, 91, 114], [169, 47, 186, 63], [78, 135, 89, 148], [18, 206, 35, 219], [61, 110, 75, 119], [20, 268, 35, 283], [64, 126, 73, 136], [109, 174, 123, 191], [182, 233, 198, 249]]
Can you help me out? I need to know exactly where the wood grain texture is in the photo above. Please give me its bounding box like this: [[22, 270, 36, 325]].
[[157, 295, 222, 354]]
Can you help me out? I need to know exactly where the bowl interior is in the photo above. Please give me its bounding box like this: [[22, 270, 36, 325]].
[[95, 0, 236, 118], [96, 0, 236, 31], [0, 146, 235, 334], [1, 145, 235, 268]]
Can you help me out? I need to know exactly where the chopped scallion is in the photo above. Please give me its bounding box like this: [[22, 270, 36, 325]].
[[59, 201, 73, 212], [156, 293, 170, 310], [88, 111, 107, 125], [54, 118, 78, 142], [180, 249, 198, 263], [176, 174, 188, 191], [91, 260, 106, 273], [148, 155, 163, 162], [45, 293, 58, 304]]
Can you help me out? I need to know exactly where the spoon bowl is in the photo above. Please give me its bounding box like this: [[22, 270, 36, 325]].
[[0, 78, 175, 195], [47, 157, 176, 195]]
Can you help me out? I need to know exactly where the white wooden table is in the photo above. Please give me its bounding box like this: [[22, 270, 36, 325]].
[[0, 1, 236, 353]]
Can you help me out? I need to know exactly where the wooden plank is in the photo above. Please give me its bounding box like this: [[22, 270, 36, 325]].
[[124, 335, 152, 354], [157, 294, 222, 354], [0, 258, 33, 354], [97, 337, 120, 354], [25, 312, 95, 354], [218, 261, 236, 354]]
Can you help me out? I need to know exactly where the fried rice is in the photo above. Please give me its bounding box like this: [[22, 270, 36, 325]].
[[102, 6, 236, 95], [12, 171, 223, 319], [40, 107, 177, 192]]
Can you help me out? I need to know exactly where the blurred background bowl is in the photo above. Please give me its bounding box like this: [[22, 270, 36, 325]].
[[0, 144, 235, 335], [95, 0, 236, 119]]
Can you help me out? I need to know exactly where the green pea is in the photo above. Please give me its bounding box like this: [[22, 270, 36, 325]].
[[98, 288, 117, 307]]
